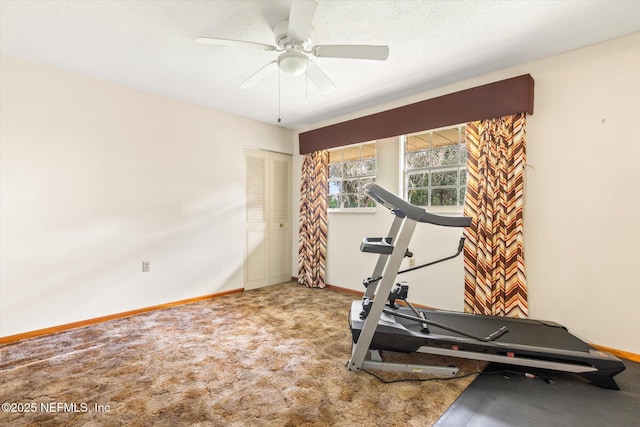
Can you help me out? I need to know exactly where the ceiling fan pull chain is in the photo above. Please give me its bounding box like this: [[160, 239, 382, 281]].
[[277, 67, 282, 123]]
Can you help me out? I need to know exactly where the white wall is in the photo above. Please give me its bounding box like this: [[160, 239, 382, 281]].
[[293, 33, 640, 354], [0, 55, 293, 337]]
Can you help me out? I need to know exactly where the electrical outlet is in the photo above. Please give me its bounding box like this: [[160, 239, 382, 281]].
[[142, 261, 150, 272], [408, 257, 416, 268]]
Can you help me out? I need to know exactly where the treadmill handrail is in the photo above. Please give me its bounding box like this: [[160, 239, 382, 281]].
[[364, 183, 472, 228]]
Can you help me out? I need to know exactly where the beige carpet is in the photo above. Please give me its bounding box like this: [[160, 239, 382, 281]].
[[0, 283, 486, 426]]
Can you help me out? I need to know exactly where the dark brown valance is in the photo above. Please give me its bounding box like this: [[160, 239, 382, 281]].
[[299, 74, 534, 154]]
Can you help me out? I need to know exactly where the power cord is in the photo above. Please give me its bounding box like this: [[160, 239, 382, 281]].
[[363, 369, 482, 384], [363, 368, 557, 385]]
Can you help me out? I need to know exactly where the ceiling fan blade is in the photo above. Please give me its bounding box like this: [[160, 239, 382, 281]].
[[195, 37, 276, 51], [239, 61, 278, 89], [307, 61, 336, 94], [287, 0, 317, 41], [312, 45, 390, 60]]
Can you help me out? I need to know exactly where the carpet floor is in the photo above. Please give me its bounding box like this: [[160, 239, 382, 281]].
[[0, 282, 486, 426]]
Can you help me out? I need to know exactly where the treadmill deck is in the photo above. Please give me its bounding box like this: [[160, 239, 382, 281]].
[[349, 300, 625, 388]]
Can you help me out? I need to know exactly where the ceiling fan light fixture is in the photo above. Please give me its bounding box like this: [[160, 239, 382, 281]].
[[278, 51, 308, 76]]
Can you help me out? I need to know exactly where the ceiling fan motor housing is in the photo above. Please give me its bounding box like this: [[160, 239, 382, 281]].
[[273, 20, 312, 51]]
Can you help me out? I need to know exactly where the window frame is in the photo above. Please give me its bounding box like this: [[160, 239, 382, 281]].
[[402, 124, 467, 214], [328, 141, 377, 213]]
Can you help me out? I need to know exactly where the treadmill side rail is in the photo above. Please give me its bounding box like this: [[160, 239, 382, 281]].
[[416, 346, 598, 374], [362, 360, 459, 377]]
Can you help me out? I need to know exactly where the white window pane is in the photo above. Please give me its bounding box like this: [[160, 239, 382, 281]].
[[459, 169, 467, 186], [408, 172, 429, 188], [329, 180, 340, 195], [328, 149, 342, 164], [408, 189, 429, 206], [431, 188, 457, 206], [362, 158, 376, 175], [329, 195, 340, 209], [406, 134, 430, 152], [343, 194, 359, 208], [342, 146, 361, 162], [432, 170, 458, 186], [407, 151, 430, 169], [343, 161, 361, 178], [433, 128, 459, 148], [360, 143, 376, 159], [329, 164, 341, 179], [431, 146, 460, 167]]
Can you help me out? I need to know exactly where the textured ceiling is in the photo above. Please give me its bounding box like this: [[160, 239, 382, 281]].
[[1, 1, 639, 129]]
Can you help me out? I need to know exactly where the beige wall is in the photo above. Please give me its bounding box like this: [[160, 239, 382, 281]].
[[523, 33, 639, 353], [293, 32, 640, 353], [0, 55, 293, 337]]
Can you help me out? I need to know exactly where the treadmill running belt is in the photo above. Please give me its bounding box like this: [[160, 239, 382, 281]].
[[397, 309, 593, 352]]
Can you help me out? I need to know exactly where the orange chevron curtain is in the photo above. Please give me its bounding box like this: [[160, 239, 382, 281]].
[[463, 113, 528, 318], [298, 150, 329, 288]]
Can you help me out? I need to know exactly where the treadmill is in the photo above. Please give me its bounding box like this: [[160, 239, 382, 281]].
[[347, 183, 625, 389]]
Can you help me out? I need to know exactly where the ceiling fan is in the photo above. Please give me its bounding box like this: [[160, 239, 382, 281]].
[[195, 0, 389, 94]]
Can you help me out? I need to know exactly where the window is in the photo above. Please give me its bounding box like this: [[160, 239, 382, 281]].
[[404, 124, 467, 208], [328, 142, 376, 210]]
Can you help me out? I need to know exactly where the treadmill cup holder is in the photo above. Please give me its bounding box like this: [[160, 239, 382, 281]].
[[360, 237, 394, 254]]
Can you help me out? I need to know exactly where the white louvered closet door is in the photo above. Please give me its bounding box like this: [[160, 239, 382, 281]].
[[244, 149, 292, 290], [269, 152, 292, 285], [245, 149, 268, 289]]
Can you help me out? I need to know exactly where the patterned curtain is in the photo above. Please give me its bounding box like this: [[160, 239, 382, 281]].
[[463, 113, 528, 318], [298, 150, 329, 288]]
